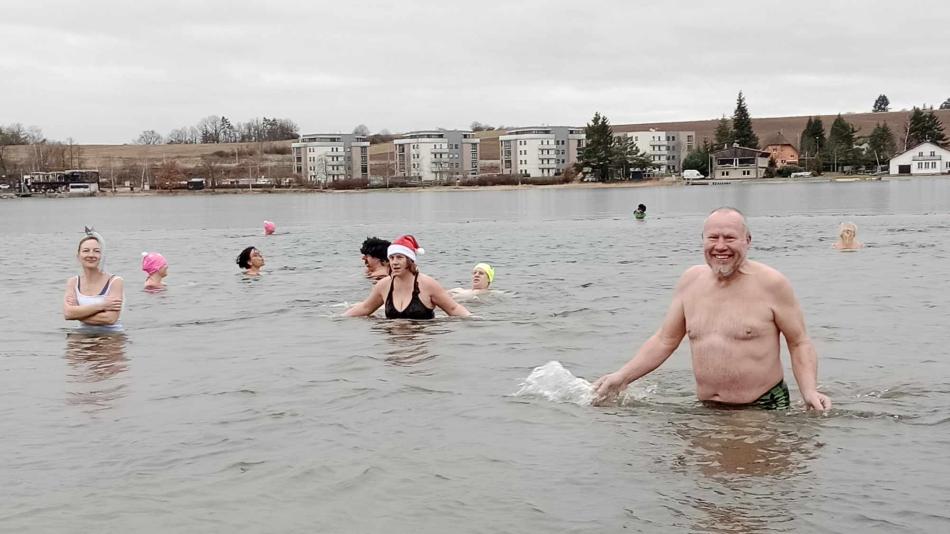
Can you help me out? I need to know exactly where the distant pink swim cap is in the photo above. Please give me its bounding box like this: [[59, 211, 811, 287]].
[[264, 220, 276, 235], [141, 251, 167, 275]]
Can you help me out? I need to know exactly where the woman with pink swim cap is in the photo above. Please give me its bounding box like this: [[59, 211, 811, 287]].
[[264, 220, 276, 235], [141, 252, 168, 290]]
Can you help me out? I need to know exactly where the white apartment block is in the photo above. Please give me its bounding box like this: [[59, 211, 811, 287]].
[[499, 127, 585, 177], [394, 130, 480, 182], [618, 129, 696, 175], [292, 134, 370, 183]]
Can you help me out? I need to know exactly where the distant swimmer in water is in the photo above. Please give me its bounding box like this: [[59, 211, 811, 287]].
[[345, 235, 470, 319], [593, 207, 831, 411], [634, 203, 647, 220], [141, 251, 168, 291], [264, 220, 276, 235], [236, 246, 265, 276], [833, 222, 863, 251], [450, 263, 494, 301], [63, 228, 124, 333], [360, 236, 391, 282]]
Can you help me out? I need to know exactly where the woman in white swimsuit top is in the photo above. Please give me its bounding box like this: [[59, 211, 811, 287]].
[[63, 232, 124, 333]]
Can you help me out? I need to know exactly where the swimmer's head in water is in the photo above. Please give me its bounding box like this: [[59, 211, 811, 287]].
[[839, 222, 858, 239], [263, 220, 276, 235], [236, 246, 264, 269], [703, 207, 751, 279], [361, 236, 391, 266], [472, 263, 494, 289], [142, 251, 168, 275], [637, 204, 646, 212]]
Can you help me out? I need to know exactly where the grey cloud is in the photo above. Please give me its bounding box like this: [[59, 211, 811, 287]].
[[2, 0, 948, 142]]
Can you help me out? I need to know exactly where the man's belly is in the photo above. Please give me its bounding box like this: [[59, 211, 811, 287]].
[[690, 339, 784, 404]]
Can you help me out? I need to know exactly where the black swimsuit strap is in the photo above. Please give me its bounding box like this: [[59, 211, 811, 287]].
[[77, 274, 114, 295]]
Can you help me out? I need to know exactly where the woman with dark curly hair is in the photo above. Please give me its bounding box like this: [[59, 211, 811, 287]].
[[360, 236, 390, 282], [236, 246, 265, 276]]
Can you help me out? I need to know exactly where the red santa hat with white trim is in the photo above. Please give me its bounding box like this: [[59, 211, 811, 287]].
[[387, 235, 425, 262]]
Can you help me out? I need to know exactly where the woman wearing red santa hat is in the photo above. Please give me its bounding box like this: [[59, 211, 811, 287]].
[[344, 235, 470, 319]]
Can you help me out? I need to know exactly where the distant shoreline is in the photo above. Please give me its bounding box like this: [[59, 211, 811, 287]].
[[4, 175, 936, 200], [97, 179, 675, 197]]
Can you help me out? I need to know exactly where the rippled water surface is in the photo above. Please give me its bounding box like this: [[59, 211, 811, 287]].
[[2, 179, 949, 533]]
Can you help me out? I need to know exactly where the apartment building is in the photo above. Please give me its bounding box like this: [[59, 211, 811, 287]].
[[499, 127, 585, 177], [617, 129, 696, 175], [292, 134, 369, 183], [393, 130, 480, 182]]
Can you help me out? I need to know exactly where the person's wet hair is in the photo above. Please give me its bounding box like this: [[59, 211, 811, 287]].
[[236, 246, 256, 269], [361, 236, 390, 263], [637, 203, 646, 212]]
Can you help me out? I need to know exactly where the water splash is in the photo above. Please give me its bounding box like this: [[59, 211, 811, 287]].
[[514, 361, 595, 405]]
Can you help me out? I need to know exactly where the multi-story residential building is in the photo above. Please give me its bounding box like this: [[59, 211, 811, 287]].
[[393, 130, 480, 182], [711, 143, 770, 178], [617, 129, 696, 175], [499, 127, 585, 177], [292, 134, 369, 183]]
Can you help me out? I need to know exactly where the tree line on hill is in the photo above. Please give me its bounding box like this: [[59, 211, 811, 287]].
[[134, 115, 299, 145], [679, 93, 948, 177]]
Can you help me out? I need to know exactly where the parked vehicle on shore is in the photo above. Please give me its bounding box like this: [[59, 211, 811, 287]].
[[682, 169, 705, 180]]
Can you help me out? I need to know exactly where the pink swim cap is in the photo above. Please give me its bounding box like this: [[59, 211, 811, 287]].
[[264, 220, 276, 235], [141, 251, 167, 275]]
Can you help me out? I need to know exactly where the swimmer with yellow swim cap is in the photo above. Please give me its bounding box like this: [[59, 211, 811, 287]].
[[472, 263, 494, 290], [450, 262, 495, 301]]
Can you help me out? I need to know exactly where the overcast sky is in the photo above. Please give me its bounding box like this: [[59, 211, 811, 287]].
[[3, 0, 948, 143]]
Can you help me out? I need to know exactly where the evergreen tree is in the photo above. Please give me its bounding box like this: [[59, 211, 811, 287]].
[[610, 136, 655, 179], [873, 94, 890, 112], [922, 109, 948, 147], [799, 117, 827, 174], [907, 107, 949, 148], [579, 112, 614, 181], [764, 155, 777, 178], [867, 122, 897, 168], [827, 114, 859, 169], [713, 117, 733, 149], [682, 140, 711, 176], [731, 91, 759, 148]]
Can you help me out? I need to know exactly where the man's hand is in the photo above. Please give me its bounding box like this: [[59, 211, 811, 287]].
[[592, 372, 628, 405], [802, 390, 831, 411]]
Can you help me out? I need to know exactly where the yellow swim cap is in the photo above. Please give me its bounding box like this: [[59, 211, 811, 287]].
[[474, 263, 494, 284]]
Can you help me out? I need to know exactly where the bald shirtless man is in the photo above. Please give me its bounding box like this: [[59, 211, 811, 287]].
[[594, 207, 831, 411]]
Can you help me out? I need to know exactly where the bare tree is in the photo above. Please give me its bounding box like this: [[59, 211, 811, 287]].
[[66, 137, 82, 168], [135, 130, 164, 145], [352, 124, 370, 136], [155, 161, 186, 190], [199, 156, 219, 190]]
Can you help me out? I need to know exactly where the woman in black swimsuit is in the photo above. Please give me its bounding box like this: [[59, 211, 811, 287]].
[[344, 235, 470, 319]]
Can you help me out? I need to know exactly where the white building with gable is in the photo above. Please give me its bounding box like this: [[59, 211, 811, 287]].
[[889, 142, 950, 175]]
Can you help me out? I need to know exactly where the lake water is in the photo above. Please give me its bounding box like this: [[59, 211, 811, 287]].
[[2, 179, 949, 533]]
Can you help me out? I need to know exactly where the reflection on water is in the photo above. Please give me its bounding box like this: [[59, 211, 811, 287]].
[[64, 332, 129, 409], [671, 411, 819, 534], [372, 320, 448, 367]]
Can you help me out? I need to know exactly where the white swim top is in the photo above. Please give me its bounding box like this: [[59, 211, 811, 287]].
[[74, 275, 123, 332]]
